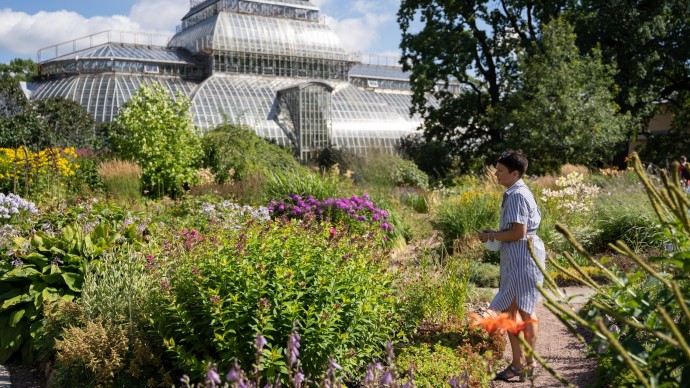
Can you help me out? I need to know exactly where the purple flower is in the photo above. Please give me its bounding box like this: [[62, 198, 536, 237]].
[[363, 366, 375, 385], [287, 331, 301, 367], [329, 359, 342, 370], [294, 370, 305, 387], [255, 334, 267, 351], [380, 372, 393, 385], [206, 365, 221, 388]]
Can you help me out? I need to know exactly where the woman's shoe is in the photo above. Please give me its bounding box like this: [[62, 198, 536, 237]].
[[519, 362, 538, 382], [493, 365, 523, 381]]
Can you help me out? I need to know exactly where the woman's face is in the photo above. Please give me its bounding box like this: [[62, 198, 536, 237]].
[[495, 162, 519, 188]]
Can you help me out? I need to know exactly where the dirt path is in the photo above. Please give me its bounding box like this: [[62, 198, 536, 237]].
[[491, 288, 597, 387]]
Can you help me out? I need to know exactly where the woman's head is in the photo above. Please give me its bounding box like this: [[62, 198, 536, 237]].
[[495, 150, 528, 187]]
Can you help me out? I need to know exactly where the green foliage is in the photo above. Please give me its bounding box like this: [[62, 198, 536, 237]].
[[398, 133, 453, 181], [264, 168, 351, 201], [541, 154, 690, 387], [202, 123, 300, 183], [396, 343, 492, 387], [502, 19, 629, 173], [432, 188, 501, 249], [110, 84, 202, 198], [592, 175, 664, 252], [0, 58, 38, 81], [397, 255, 470, 326], [34, 97, 98, 149], [149, 219, 400, 381], [350, 152, 430, 190], [0, 79, 46, 150], [0, 223, 124, 362], [467, 261, 500, 288]]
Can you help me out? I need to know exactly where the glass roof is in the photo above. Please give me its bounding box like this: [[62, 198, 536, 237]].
[[169, 12, 348, 61], [42, 43, 197, 65], [189, 75, 427, 153], [349, 64, 411, 81], [31, 75, 197, 123]]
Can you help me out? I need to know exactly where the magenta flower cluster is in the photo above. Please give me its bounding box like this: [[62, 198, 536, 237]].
[[268, 193, 394, 232]]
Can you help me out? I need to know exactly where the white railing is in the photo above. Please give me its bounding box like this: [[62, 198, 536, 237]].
[[37, 30, 172, 63]]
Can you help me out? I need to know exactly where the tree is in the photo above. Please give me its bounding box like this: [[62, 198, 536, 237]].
[[34, 97, 98, 149], [0, 78, 46, 149], [0, 58, 39, 81], [567, 0, 690, 135], [110, 84, 202, 198], [397, 0, 565, 170], [502, 19, 629, 173]]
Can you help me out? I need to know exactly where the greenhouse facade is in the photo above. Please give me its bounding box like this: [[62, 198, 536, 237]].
[[28, 0, 454, 160]]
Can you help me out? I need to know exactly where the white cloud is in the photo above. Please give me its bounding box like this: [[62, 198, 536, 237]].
[[320, 0, 397, 54], [0, 0, 187, 59]]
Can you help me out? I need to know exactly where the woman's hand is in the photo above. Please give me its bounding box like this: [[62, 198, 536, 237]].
[[478, 230, 496, 243]]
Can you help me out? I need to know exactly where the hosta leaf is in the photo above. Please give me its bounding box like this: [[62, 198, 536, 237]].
[[0, 288, 22, 301], [1, 294, 32, 310], [61, 273, 82, 292], [42, 273, 63, 284], [6, 266, 41, 279], [41, 287, 61, 303], [8, 309, 24, 327]]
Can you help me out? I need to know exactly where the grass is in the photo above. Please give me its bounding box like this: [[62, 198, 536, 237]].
[[97, 159, 141, 201]]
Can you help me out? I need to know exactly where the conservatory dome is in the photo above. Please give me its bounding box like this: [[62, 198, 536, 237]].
[[29, 0, 453, 161]]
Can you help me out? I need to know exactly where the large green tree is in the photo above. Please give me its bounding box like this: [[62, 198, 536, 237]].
[[0, 79, 46, 149], [34, 97, 98, 149], [567, 0, 690, 132], [110, 84, 202, 198], [398, 0, 565, 169], [502, 19, 629, 173]]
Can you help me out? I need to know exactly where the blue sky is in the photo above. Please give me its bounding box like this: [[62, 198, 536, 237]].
[[0, 0, 405, 65]]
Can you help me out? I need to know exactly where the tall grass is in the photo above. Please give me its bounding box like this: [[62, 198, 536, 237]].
[[264, 168, 351, 200], [97, 159, 142, 200], [433, 188, 501, 249]]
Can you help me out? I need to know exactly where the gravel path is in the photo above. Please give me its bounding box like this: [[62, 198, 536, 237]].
[[491, 287, 597, 387]]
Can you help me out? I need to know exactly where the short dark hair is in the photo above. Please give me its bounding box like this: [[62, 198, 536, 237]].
[[497, 150, 529, 176]]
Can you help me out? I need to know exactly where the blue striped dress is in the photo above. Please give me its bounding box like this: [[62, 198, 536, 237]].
[[489, 179, 546, 314]]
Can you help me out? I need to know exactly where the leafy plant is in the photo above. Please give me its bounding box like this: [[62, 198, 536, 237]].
[[110, 83, 202, 198], [264, 169, 350, 202], [148, 219, 400, 382], [0, 221, 138, 362], [432, 188, 501, 250], [534, 153, 690, 387], [97, 159, 142, 201], [202, 124, 300, 183]]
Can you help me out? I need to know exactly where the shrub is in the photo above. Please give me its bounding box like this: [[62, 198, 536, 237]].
[[353, 152, 429, 189], [592, 173, 663, 252], [97, 159, 142, 201], [148, 219, 400, 382], [467, 261, 500, 288], [396, 343, 492, 387], [110, 83, 202, 198], [432, 188, 501, 249], [202, 124, 300, 183], [397, 257, 470, 325], [0, 213, 144, 363]]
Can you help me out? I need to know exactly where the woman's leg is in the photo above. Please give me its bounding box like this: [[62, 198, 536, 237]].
[[505, 300, 523, 369], [518, 308, 539, 366]]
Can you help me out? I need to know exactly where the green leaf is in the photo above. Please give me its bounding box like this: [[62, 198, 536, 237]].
[[8, 309, 24, 328], [61, 273, 82, 292]]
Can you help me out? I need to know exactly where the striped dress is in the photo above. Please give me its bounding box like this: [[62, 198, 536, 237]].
[[489, 179, 546, 314]]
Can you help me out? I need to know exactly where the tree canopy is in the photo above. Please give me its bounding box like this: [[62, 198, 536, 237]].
[[398, 0, 690, 171]]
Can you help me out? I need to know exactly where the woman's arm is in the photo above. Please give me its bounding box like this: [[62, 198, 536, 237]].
[[478, 223, 526, 242]]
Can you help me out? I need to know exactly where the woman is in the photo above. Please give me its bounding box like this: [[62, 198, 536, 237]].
[[477, 150, 546, 382]]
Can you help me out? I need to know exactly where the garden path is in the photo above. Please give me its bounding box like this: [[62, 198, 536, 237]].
[[491, 287, 597, 387]]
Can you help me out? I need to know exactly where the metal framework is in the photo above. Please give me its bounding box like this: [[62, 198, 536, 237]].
[[30, 0, 453, 161]]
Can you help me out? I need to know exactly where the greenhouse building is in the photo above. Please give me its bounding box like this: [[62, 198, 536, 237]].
[[28, 0, 454, 161]]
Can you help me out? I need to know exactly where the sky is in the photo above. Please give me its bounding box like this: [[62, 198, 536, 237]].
[[0, 0, 406, 66]]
